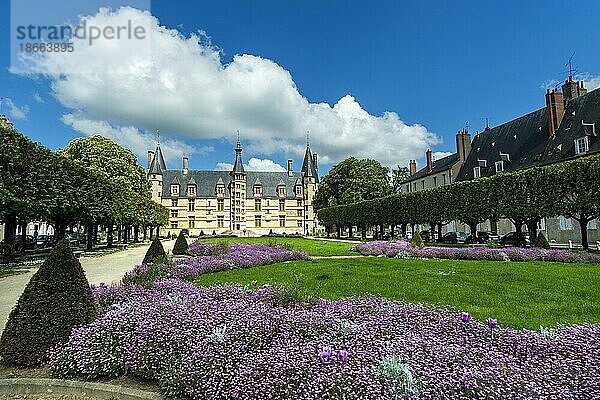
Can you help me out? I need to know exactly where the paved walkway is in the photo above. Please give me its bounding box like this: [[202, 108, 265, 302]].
[[0, 240, 175, 331]]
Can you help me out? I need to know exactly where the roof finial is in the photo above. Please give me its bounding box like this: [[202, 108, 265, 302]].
[[236, 129, 241, 148], [306, 130, 310, 147], [156, 128, 160, 145]]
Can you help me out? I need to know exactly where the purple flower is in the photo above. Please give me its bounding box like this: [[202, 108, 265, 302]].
[[337, 349, 349, 362], [487, 318, 498, 329], [460, 312, 472, 323], [319, 346, 333, 363], [251, 280, 258, 287]]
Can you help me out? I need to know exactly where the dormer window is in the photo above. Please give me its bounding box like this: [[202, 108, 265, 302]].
[[575, 137, 589, 155], [473, 166, 481, 178], [495, 161, 504, 173], [278, 186, 286, 197], [295, 185, 302, 196], [171, 184, 180, 195], [187, 185, 196, 196], [254, 185, 263, 196], [500, 153, 510, 162], [216, 184, 225, 195], [582, 121, 596, 136], [477, 159, 487, 167]]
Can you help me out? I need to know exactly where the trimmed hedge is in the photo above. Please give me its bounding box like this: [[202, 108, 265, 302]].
[[0, 240, 97, 366], [172, 232, 189, 255], [410, 231, 425, 248], [535, 232, 551, 249], [143, 236, 166, 264]]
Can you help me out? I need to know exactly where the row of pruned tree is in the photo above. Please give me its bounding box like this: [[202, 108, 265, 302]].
[[0, 127, 169, 258], [317, 154, 600, 249]]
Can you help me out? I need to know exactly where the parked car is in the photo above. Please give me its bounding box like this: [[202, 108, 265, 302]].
[[440, 231, 468, 244], [419, 230, 438, 242], [14, 235, 35, 250], [35, 235, 55, 248], [66, 233, 80, 246], [476, 231, 500, 244], [499, 232, 531, 247]]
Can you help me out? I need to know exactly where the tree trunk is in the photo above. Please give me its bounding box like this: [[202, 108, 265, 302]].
[[361, 224, 367, 240], [401, 223, 407, 237], [19, 222, 27, 253], [156, 225, 160, 238], [390, 225, 395, 238], [143, 226, 148, 241], [107, 224, 114, 247], [134, 225, 140, 243], [578, 215, 590, 250], [437, 223, 443, 243], [380, 223, 385, 240], [123, 225, 129, 244], [86, 220, 94, 251], [526, 219, 539, 247], [93, 224, 99, 244], [117, 225, 122, 243], [336, 226, 341, 238], [348, 226, 353, 238], [513, 219, 524, 247], [3, 215, 18, 259], [467, 222, 477, 243], [429, 223, 436, 243]]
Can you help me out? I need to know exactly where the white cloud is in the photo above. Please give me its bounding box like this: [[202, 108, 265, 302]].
[[18, 6, 439, 168], [2, 98, 29, 120], [215, 157, 286, 172], [33, 93, 45, 103], [541, 73, 600, 92], [62, 114, 212, 164], [433, 151, 453, 161]]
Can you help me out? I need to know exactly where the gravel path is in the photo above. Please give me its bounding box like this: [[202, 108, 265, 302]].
[[0, 241, 175, 331]]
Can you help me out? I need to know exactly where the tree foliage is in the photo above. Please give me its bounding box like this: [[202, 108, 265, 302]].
[[313, 157, 391, 210], [317, 154, 600, 249]]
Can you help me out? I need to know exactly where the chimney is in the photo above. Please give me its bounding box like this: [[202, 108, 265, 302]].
[[409, 160, 417, 176], [313, 153, 318, 171], [182, 157, 189, 174], [456, 128, 472, 163], [546, 89, 564, 136], [287, 159, 293, 177], [562, 76, 587, 102], [147, 150, 154, 170], [426, 149, 433, 173]]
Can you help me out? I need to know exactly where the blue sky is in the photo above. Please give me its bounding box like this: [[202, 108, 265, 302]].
[[1, 0, 599, 174]]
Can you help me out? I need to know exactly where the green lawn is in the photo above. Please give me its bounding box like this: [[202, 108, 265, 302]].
[[194, 236, 355, 256], [195, 257, 600, 330]]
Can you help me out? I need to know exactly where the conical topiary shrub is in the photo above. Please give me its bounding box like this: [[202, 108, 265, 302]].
[[0, 240, 97, 366], [410, 231, 425, 249], [535, 232, 551, 249], [172, 232, 189, 255], [143, 236, 166, 264]]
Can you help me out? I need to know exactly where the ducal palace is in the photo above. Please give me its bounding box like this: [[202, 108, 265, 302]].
[[147, 137, 320, 237]]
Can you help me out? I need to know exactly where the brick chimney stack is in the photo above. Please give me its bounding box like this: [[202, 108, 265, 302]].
[[456, 128, 472, 164], [562, 76, 587, 102], [182, 157, 189, 174], [409, 160, 417, 176], [426, 149, 433, 173], [287, 159, 293, 177], [546, 88, 564, 136]]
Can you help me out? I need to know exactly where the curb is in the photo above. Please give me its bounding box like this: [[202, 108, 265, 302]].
[[0, 378, 162, 400]]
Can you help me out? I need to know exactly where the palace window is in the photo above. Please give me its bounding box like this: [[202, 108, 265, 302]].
[[297, 221, 302, 228], [433, 176, 437, 187], [217, 215, 224, 228], [588, 219, 597, 230], [279, 216, 286, 227], [255, 215, 262, 227], [279, 199, 285, 212], [188, 216, 195, 229], [297, 199, 302, 207], [188, 199, 195, 212], [171, 199, 178, 207], [216, 185, 225, 195], [171, 184, 180, 195], [255, 199, 262, 212], [442, 174, 447, 185], [559, 216, 573, 230], [473, 166, 481, 178], [297, 209, 302, 217], [217, 199, 224, 211], [495, 161, 504, 173], [170, 209, 178, 218], [295, 186, 302, 196], [187, 185, 196, 196], [254, 185, 262, 195], [575, 137, 589, 155], [278, 186, 286, 197], [170, 221, 178, 229]]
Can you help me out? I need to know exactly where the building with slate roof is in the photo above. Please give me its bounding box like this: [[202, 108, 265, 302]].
[[147, 137, 320, 236]]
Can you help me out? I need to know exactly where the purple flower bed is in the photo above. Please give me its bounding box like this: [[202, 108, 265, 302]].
[[355, 241, 600, 263], [123, 243, 310, 284], [52, 280, 600, 399]]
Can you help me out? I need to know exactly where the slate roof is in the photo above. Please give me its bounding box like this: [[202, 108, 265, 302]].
[[457, 87, 600, 181], [301, 146, 319, 182], [148, 144, 167, 174], [403, 152, 459, 183], [160, 170, 304, 199]]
